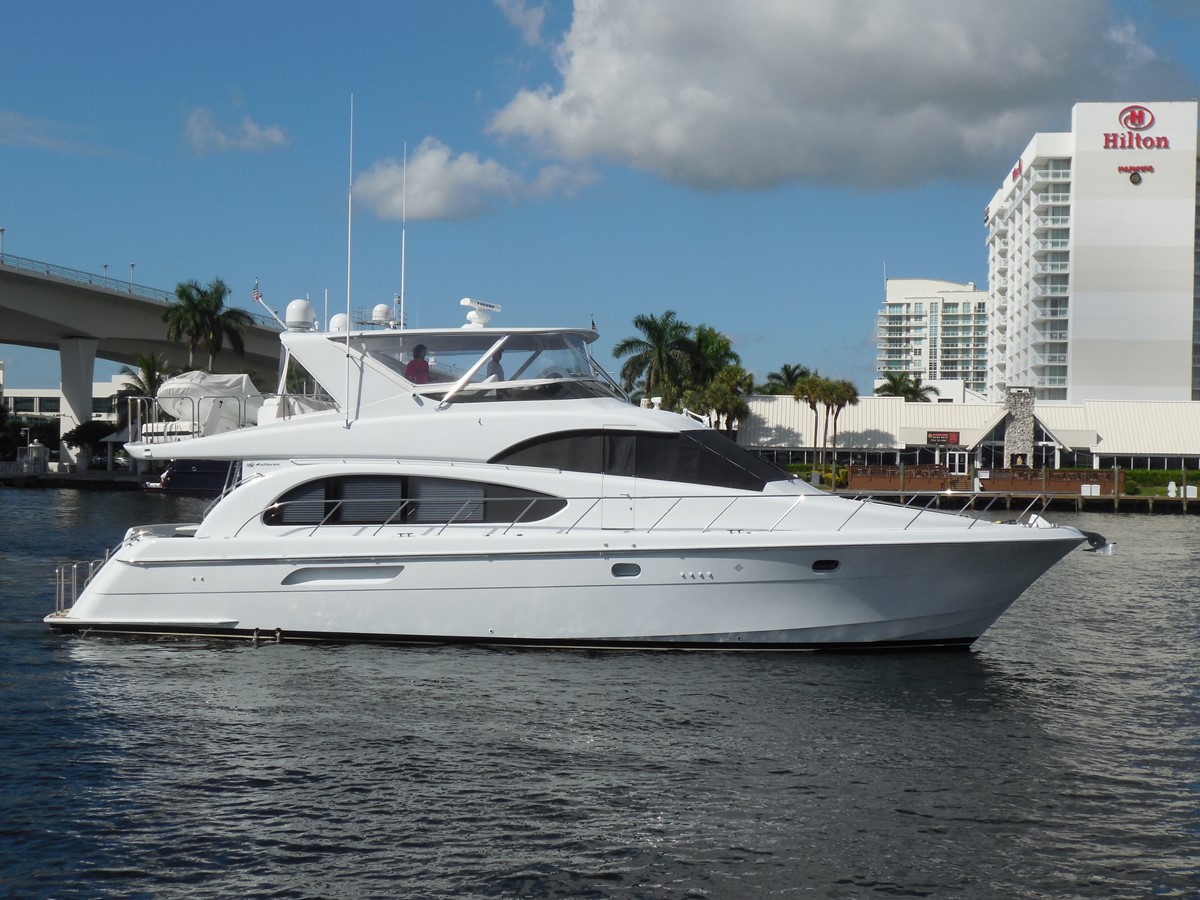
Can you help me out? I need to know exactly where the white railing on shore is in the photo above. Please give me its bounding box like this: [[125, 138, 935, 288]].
[[0, 460, 48, 476]]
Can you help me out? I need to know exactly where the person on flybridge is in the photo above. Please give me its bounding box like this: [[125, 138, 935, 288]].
[[486, 349, 505, 382], [405, 344, 430, 384]]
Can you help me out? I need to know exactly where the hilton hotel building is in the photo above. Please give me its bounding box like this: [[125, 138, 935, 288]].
[[984, 100, 1199, 402]]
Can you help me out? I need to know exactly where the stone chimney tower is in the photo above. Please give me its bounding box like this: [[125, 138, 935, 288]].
[[1003, 387, 1035, 467]]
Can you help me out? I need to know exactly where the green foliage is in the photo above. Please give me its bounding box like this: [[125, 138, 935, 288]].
[[0, 409, 58, 459], [612, 310, 693, 406], [613, 312, 853, 436], [163, 277, 252, 370], [1122, 469, 1199, 496], [760, 363, 811, 395], [874, 372, 940, 402], [117, 353, 179, 398], [61, 419, 119, 453]]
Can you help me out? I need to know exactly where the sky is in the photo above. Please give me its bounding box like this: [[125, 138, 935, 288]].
[[3, 0, 1200, 390]]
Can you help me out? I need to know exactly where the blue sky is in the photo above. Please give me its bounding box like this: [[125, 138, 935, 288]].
[[3, 0, 1200, 390]]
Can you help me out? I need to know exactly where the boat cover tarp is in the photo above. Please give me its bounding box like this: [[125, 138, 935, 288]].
[[156, 372, 264, 436]]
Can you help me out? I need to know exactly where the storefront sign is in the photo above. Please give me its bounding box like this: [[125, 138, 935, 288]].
[[927, 431, 960, 445]]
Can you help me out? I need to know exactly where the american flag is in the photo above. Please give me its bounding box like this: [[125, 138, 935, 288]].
[[252, 281, 262, 303]]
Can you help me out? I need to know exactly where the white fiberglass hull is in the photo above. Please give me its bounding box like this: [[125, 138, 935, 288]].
[[46, 528, 1083, 650]]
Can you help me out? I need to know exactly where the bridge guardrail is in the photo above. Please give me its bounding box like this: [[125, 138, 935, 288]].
[[0, 252, 281, 331]]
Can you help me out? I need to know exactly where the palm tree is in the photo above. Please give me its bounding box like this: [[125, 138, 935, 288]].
[[201, 300, 253, 371], [792, 373, 828, 465], [816, 377, 841, 469], [682, 364, 753, 438], [163, 277, 251, 370], [613, 310, 693, 406], [874, 371, 941, 402], [118, 352, 177, 398], [827, 379, 860, 473], [163, 280, 212, 368], [687, 325, 741, 386], [762, 363, 811, 395], [113, 353, 178, 427]]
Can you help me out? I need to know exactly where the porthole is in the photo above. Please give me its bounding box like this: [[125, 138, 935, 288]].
[[811, 559, 840, 572], [611, 563, 641, 578]]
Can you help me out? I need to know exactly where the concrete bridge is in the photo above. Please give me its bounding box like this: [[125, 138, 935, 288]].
[[0, 252, 283, 461]]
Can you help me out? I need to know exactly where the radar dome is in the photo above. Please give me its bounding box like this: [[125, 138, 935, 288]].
[[285, 299, 316, 331]]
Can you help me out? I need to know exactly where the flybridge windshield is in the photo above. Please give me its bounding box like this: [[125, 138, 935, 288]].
[[351, 329, 626, 399]]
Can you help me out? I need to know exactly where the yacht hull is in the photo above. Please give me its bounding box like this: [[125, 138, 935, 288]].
[[46, 529, 1083, 650]]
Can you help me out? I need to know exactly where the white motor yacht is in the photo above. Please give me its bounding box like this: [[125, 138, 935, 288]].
[[48, 299, 1094, 650]]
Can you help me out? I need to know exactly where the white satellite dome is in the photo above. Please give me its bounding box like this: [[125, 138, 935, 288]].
[[285, 299, 316, 331]]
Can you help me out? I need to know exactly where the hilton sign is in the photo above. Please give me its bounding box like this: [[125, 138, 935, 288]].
[[1103, 105, 1170, 150]]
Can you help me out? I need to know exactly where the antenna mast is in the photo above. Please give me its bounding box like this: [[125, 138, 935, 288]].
[[344, 94, 354, 429], [399, 141, 407, 329]]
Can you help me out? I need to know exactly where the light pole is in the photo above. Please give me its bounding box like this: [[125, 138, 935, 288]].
[[102, 263, 108, 278], [129, 262, 135, 291], [1, 227, 5, 261]]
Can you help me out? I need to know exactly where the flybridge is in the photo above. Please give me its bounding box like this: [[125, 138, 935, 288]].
[[1103, 131, 1170, 150]]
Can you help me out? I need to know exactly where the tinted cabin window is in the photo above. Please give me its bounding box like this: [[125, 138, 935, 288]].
[[490, 430, 789, 492], [263, 475, 566, 526]]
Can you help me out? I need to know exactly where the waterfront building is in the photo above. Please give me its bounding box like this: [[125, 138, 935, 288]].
[[739, 393, 1200, 472], [875, 278, 989, 398], [984, 100, 1199, 402], [0, 365, 124, 426]]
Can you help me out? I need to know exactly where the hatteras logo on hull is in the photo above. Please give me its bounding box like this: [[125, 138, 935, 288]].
[[1105, 105, 1169, 149]]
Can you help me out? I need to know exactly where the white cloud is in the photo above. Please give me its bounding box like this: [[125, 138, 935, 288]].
[[488, 0, 1197, 189], [0, 109, 99, 153], [495, 0, 547, 46], [355, 136, 594, 221], [183, 108, 288, 155]]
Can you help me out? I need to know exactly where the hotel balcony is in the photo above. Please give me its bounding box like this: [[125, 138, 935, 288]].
[[1033, 261, 1069, 275], [1033, 352, 1069, 366], [1033, 192, 1071, 210], [1033, 164, 1071, 182], [1034, 237, 1070, 255], [1032, 331, 1069, 346], [1032, 282, 1069, 297], [1034, 215, 1070, 231]]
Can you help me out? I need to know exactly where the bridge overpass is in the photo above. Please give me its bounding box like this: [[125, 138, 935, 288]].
[[0, 253, 283, 462]]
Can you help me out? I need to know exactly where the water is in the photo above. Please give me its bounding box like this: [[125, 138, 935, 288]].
[[2, 487, 1199, 898]]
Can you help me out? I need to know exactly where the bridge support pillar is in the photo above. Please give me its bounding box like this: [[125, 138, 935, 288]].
[[59, 337, 97, 468]]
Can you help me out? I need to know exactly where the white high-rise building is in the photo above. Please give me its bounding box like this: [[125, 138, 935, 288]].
[[984, 100, 1199, 401], [875, 279, 989, 394]]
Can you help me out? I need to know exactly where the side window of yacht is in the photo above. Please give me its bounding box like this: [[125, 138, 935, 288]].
[[262, 475, 566, 526], [489, 430, 790, 491]]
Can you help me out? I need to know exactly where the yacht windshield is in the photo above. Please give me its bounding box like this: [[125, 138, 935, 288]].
[[353, 329, 626, 401]]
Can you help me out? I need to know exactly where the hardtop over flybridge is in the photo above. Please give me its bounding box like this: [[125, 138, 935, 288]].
[[49, 298, 1097, 650]]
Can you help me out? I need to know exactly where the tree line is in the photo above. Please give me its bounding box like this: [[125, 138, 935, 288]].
[[611, 309, 943, 466]]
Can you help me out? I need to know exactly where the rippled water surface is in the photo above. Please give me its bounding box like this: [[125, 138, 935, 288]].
[[2, 488, 1199, 898]]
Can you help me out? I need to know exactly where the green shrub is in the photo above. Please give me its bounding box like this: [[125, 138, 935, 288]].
[[1122, 468, 1200, 488]]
